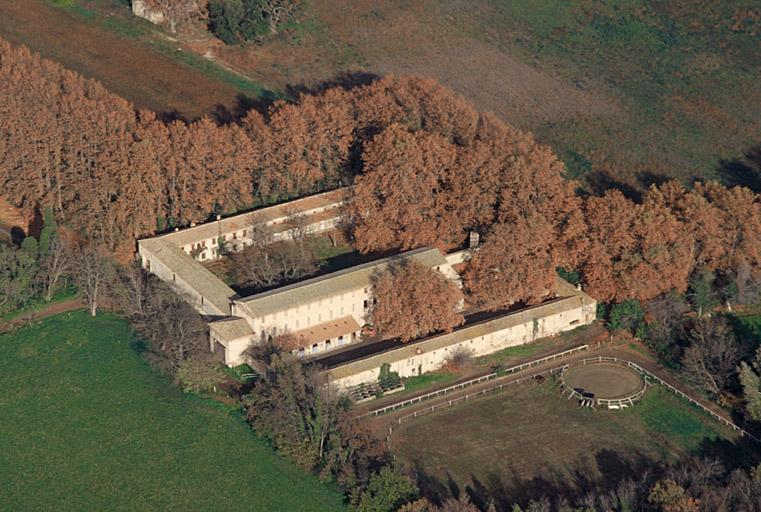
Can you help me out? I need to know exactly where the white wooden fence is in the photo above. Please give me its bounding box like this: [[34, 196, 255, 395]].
[[362, 344, 590, 417]]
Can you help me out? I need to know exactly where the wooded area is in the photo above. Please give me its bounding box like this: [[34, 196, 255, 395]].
[[2, 36, 761, 311]]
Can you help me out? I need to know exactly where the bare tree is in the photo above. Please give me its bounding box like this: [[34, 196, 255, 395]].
[[39, 236, 72, 301], [261, 0, 299, 34], [284, 207, 312, 248], [232, 241, 319, 290], [149, 0, 205, 33], [111, 269, 207, 371], [246, 216, 275, 250], [69, 244, 111, 316], [681, 317, 740, 398]]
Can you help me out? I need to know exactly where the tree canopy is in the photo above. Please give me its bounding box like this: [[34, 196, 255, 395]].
[[371, 260, 464, 342]]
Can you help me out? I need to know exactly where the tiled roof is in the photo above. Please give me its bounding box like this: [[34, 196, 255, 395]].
[[292, 316, 361, 346], [209, 317, 254, 343], [144, 188, 345, 248], [138, 238, 235, 315]]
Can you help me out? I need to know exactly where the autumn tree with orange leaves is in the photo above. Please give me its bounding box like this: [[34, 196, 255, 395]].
[[464, 216, 557, 311], [578, 189, 694, 303], [371, 260, 464, 342], [5, 36, 761, 311]]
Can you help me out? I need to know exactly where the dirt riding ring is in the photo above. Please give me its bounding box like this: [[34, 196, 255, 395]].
[[559, 357, 650, 410]]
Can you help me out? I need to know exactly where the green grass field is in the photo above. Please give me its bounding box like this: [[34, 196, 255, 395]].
[[0, 311, 344, 511], [394, 381, 735, 498], [474, 0, 761, 186]]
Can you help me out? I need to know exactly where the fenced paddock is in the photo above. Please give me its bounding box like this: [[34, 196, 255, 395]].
[[383, 354, 760, 449], [559, 358, 649, 410]]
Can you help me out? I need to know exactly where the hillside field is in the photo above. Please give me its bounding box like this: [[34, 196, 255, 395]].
[[0, 311, 344, 511], [5, 0, 758, 190]]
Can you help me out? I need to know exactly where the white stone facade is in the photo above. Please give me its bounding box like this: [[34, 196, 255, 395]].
[[327, 278, 597, 389]]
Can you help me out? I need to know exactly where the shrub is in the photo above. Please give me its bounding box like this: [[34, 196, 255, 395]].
[[208, 0, 298, 44], [176, 357, 225, 393]]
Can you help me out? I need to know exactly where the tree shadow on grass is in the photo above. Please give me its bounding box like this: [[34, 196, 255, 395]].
[[408, 448, 662, 510], [284, 71, 380, 99], [207, 71, 381, 124], [584, 170, 643, 201], [716, 144, 761, 192], [698, 435, 761, 471]]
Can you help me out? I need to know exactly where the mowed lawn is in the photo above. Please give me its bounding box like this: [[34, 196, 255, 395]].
[[0, 311, 344, 512], [394, 381, 735, 500]]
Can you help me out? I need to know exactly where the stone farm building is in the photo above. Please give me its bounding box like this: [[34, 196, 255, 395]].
[[137, 188, 597, 389]]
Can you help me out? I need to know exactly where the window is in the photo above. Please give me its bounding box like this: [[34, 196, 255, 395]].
[[172, 273, 176, 282], [312, 344, 318, 354], [363, 300, 369, 309], [326, 340, 331, 349]]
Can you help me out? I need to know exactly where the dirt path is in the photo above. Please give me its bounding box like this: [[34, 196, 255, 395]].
[[0, 297, 83, 334], [0, 0, 243, 119]]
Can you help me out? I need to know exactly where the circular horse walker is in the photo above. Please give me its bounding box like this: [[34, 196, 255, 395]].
[[559, 357, 651, 410]]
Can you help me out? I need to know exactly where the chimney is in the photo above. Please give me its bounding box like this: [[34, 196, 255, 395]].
[[469, 231, 480, 249], [576, 283, 582, 291], [216, 214, 222, 221], [190, 221, 196, 227]]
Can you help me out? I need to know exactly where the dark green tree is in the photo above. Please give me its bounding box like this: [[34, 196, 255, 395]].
[[0, 245, 38, 313], [354, 465, 418, 512], [687, 267, 718, 317], [39, 207, 58, 258], [607, 300, 645, 336]]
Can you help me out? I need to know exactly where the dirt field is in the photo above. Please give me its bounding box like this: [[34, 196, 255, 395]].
[[0, 0, 264, 119], [562, 363, 644, 399], [392, 382, 735, 506]]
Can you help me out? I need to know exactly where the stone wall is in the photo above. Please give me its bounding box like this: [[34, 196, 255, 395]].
[[131, 0, 165, 24]]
